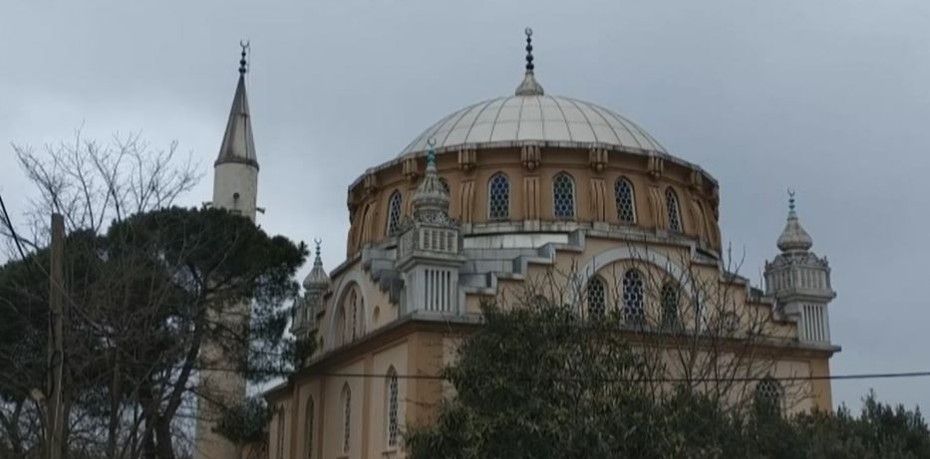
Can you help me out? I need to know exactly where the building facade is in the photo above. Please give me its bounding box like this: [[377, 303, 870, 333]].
[[207, 31, 838, 459]]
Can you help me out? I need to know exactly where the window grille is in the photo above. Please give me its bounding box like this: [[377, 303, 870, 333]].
[[666, 188, 682, 232], [614, 178, 636, 224], [623, 269, 645, 325], [386, 368, 399, 446], [660, 282, 679, 329], [342, 385, 352, 453], [586, 276, 607, 319], [488, 173, 510, 220], [386, 191, 402, 235], [754, 377, 782, 417], [553, 173, 575, 219], [350, 289, 358, 341]]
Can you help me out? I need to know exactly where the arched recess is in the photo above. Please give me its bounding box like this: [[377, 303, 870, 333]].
[[327, 272, 371, 349], [570, 246, 703, 312]]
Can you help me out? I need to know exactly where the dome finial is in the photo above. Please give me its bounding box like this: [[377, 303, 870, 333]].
[[303, 237, 330, 290], [777, 188, 813, 252], [426, 138, 437, 170], [239, 40, 250, 75], [313, 237, 322, 259], [524, 27, 534, 72], [515, 27, 544, 96]]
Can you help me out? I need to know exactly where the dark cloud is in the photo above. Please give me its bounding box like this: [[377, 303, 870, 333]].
[[2, 0, 927, 411]]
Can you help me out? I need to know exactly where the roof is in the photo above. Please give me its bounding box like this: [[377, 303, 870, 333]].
[[215, 73, 258, 169], [398, 94, 668, 157]]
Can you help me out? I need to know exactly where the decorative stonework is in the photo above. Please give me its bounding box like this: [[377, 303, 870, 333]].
[[647, 153, 665, 180], [589, 147, 608, 173], [589, 178, 608, 221], [689, 168, 704, 191], [523, 176, 540, 220], [459, 179, 476, 223], [458, 148, 477, 173], [648, 185, 666, 228], [402, 156, 420, 184], [363, 172, 379, 196], [521, 145, 541, 171]]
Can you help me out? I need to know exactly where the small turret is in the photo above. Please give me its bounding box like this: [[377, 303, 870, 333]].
[[293, 239, 329, 337], [764, 191, 836, 344], [397, 140, 465, 314]]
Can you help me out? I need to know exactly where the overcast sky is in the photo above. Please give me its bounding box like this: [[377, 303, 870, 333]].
[[2, 1, 928, 412]]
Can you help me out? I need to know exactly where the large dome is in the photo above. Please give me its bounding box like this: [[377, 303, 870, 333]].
[[398, 94, 668, 157]]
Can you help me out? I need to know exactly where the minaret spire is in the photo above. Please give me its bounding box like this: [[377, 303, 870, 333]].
[[215, 41, 258, 169], [515, 27, 545, 96]]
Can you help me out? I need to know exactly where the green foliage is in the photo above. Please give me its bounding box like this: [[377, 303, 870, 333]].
[[213, 397, 272, 446], [0, 206, 307, 457], [406, 303, 930, 459]]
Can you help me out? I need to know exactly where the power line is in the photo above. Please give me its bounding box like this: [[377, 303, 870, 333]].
[[306, 370, 930, 383], [0, 190, 28, 261]]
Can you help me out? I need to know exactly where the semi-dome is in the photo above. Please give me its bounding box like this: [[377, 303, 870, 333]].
[[399, 94, 668, 157]]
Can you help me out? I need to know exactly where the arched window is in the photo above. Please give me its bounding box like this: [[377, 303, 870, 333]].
[[614, 177, 636, 224], [304, 397, 314, 459], [553, 173, 575, 219], [488, 173, 510, 220], [665, 188, 682, 232], [754, 376, 783, 417], [660, 282, 679, 330], [622, 269, 645, 326], [386, 190, 402, 235], [341, 384, 352, 454], [385, 367, 400, 447], [586, 276, 606, 320], [349, 288, 359, 341]]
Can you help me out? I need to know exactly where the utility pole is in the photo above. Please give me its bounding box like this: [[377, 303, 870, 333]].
[[47, 213, 64, 459]]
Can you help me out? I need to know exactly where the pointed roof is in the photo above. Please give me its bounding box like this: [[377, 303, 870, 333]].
[[777, 191, 813, 252], [302, 239, 330, 290], [215, 44, 258, 169], [411, 140, 453, 224]]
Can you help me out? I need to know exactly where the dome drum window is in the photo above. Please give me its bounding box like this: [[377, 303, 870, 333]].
[[386, 191, 403, 235], [488, 173, 510, 220], [666, 188, 682, 232], [615, 178, 636, 224], [553, 173, 576, 219]]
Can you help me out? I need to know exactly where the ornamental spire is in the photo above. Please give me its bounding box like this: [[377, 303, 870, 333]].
[[777, 189, 813, 252], [303, 238, 330, 290], [515, 27, 545, 96], [411, 139, 452, 224], [215, 41, 258, 169]]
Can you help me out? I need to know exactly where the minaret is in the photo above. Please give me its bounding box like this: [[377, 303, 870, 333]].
[[212, 41, 259, 220], [764, 191, 836, 343], [195, 42, 259, 459], [292, 239, 330, 339], [397, 140, 465, 314]]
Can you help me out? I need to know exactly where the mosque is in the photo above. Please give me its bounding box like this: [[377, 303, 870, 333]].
[[196, 30, 839, 459]]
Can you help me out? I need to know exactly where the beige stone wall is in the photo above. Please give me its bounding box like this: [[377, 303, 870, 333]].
[[345, 147, 721, 256]]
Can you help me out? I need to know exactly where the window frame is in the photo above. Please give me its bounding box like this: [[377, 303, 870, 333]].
[[614, 176, 637, 224], [487, 172, 511, 221], [552, 172, 576, 219]]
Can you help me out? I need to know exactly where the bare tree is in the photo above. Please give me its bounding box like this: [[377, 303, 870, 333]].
[[503, 238, 809, 417]]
